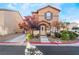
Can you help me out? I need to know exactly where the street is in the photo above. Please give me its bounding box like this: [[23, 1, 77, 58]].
[[37, 46, 79, 55], [0, 45, 79, 55], [0, 45, 25, 55]]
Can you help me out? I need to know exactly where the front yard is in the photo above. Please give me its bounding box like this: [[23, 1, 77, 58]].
[[48, 36, 79, 43], [30, 36, 40, 42], [48, 30, 79, 43], [29, 30, 79, 43]]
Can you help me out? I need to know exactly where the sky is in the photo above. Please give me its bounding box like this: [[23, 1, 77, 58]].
[[0, 3, 79, 23]]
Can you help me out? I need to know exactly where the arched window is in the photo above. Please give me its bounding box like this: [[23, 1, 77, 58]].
[[44, 12, 52, 21]]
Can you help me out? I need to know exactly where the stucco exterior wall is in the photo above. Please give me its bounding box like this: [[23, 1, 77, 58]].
[[37, 7, 60, 29], [0, 11, 4, 26], [4, 11, 23, 34], [0, 11, 5, 35], [0, 10, 23, 35], [38, 7, 59, 22]]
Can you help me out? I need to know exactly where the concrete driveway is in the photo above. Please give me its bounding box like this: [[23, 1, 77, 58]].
[[5, 34, 25, 42]]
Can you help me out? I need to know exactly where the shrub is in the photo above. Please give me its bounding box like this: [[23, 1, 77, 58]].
[[47, 33, 51, 37], [72, 32, 78, 37], [68, 31, 76, 40], [60, 31, 70, 40], [34, 34, 39, 38], [60, 30, 78, 40], [54, 32, 61, 38]]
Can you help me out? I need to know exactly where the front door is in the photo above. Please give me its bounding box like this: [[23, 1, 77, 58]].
[[40, 25, 46, 35]]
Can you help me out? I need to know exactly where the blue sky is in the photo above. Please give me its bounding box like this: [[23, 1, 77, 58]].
[[0, 3, 79, 23]]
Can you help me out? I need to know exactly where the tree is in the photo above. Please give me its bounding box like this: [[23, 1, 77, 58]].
[[60, 22, 66, 29], [18, 15, 39, 35], [18, 20, 30, 31], [52, 20, 60, 32]]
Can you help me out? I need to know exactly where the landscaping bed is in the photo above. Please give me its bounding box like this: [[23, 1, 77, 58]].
[[48, 36, 79, 44], [30, 36, 40, 42], [48, 30, 79, 43]]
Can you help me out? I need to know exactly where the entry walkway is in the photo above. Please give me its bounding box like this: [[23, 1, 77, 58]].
[[40, 36, 50, 42]]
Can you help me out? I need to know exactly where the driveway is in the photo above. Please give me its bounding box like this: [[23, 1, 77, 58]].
[[5, 34, 25, 42]]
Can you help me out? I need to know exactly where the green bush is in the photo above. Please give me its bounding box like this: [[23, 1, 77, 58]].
[[26, 33, 33, 40], [60, 30, 78, 40], [54, 32, 61, 38], [72, 32, 78, 37], [47, 33, 51, 37], [60, 30, 70, 40], [68, 31, 76, 40]]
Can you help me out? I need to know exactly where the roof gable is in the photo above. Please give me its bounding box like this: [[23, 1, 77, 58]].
[[37, 5, 60, 12]]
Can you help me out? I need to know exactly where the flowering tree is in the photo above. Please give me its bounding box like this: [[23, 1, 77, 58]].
[[18, 20, 30, 31], [24, 16, 39, 30]]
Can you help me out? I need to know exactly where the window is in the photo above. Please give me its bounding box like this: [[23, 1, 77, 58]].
[[44, 12, 52, 21]]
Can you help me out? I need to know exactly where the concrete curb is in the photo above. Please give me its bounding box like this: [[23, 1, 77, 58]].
[[0, 41, 79, 46]]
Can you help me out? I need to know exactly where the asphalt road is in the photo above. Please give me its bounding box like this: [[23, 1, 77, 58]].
[[0, 45, 79, 55], [0, 45, 25, 55], [37, 46, 79, 55]]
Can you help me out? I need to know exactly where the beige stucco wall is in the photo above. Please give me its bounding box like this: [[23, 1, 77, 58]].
[[38, 7, 60, 28], [0, 11, 5, 35], [4, 11, 23, 34], [0, 11, 4, 26], [38, 7, 59, 22], [0, 10, 23, 35]]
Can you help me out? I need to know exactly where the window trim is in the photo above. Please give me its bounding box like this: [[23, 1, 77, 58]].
[[44, 12, 52, 21]]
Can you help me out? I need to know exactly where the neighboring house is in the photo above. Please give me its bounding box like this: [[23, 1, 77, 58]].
[[64, 22, 79, 34], [24, 5, 60, 36], [0, 9, 23, 36], [59, 22, 79, 35], [67, 22, 78, 31], [78, 23, 79, 27], [72, 27, 79, 32]]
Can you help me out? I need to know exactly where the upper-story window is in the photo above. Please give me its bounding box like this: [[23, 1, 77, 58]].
[[44, 12, 52, 21]]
